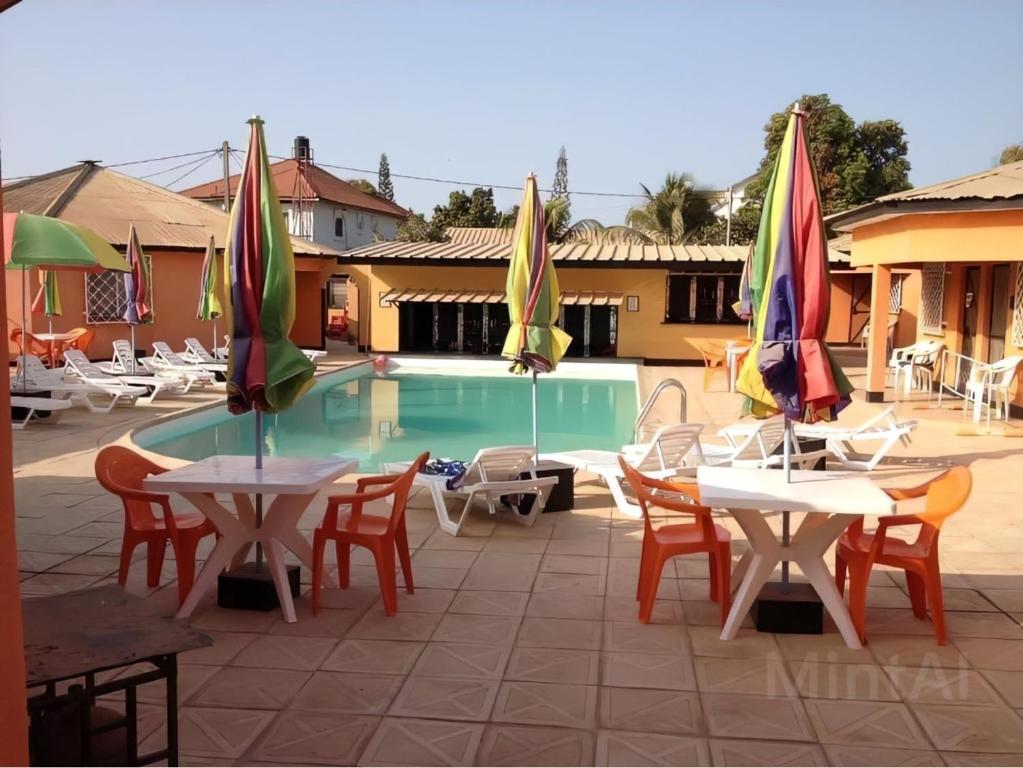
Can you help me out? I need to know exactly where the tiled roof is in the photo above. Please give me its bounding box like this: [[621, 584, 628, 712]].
[[446, 227, 515, 245], [3, 163, 339, 256], [180, 159, 409, 219], [877, 161, 1023, 203]]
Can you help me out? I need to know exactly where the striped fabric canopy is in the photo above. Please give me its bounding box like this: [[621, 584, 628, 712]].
[[225, 117, 314, 415], [736, 109, 852, 421], [123, 223, 153, 326], [31, 270, 61, 318], [500, 175, 571, 374], [196, 235, 222, 321]]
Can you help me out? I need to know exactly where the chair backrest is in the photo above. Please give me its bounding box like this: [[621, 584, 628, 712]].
[[384, 452, 429, 535], [10, 328, 49, 357], [633, 423, 704, 473], [990, 356, 1023, 388], [153, 341, 189, 367], [919, 466, 972, 530], [64, 349, 117, 381], [185, 337, 216, 363], [618, 457, 717, 541], [691, 338, 727, 367], [66, 328, 95, 354], [468, 446, 535, 484], [725, 418, 785, 463], [109, 339, 137, 371], [95, 445, 169, 531]]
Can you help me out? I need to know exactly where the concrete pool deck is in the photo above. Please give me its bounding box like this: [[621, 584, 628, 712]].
[[13, 350, 1023, 765]]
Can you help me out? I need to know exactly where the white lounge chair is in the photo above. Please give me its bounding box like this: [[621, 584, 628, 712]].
[[147, 342, 217, 391], [15, 354, 147, 413], [303, 349, 326, 363], [10, 395, 72, 430], [544, 423, 706, 518], [699, 417, 828, 470], [183, 337, 229, 370], [793, 406, 918, 471], [97, 341, 189, 400], [385, 446, 559, 536]]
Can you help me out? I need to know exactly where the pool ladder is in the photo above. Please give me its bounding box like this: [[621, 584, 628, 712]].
[[633, 378, 687, 442]]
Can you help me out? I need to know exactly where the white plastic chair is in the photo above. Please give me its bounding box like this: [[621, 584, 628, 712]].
[[96, 341, 188, 401], [888, 340, 943, 399], [147, 342, 217, 391], [59, 351, 152, 410], [964, 355, 1023, 428], [793, 406, 918, 470]]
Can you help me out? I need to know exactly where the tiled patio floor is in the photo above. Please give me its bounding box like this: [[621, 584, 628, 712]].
[[14, 354, 1023, 766]]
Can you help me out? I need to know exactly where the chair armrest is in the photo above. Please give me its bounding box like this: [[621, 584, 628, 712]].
[[885, 481, 932, 501], [356, 474, 401, 492]]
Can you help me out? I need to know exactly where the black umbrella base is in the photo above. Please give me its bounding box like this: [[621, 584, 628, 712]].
[[752, 581, 824, 634], [218, 562, 300, 612]]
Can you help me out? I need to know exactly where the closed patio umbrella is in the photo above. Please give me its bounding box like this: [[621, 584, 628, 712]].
[[196, 235, 223, 357], [225, 116, 315, 569], [501, 174, 572, 459], [735, 104, 854, 581], [123, 224, 153, 374], [31, 270, 61, 335]]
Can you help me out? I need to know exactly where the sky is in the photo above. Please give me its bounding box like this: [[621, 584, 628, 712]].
[[1, 0, 1021, 225]]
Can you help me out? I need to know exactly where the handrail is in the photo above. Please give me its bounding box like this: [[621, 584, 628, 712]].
[[634, 378, 687, 442]]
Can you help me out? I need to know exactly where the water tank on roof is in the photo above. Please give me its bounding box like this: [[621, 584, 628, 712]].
[[293, 136, 311, 160]]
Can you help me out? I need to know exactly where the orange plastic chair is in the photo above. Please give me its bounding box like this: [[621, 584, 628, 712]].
[[691, 338, 729, 391], [619, 458, 732, 626], [10, 328, 51, 363], [64, 327, 95, 358], [312, 453, 429, 615], [836, 466, 972, 645], [95, 446, 218, 606]]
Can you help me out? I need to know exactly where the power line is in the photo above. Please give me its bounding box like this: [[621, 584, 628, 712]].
[[106, 148, 219, 169], [138, 150, 219, 180], [164, 151, 220, 188]]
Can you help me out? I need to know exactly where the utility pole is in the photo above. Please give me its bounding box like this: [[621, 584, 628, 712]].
[[221, 140, 231, 212], [726, 186, 733, 246]]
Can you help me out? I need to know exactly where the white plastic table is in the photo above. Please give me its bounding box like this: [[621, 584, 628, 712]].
[[696, 465, 896, 649], [145, 455, 357, 623]]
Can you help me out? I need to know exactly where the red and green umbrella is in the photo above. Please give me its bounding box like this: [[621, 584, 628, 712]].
[[225, 116, 314, 416], [123, 223, 153, 326], [736, 107, 852, 423], [196, 235, 223, 355], [31, 270, 62, 321]]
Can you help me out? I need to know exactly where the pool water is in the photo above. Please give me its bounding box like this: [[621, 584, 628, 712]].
[[136, 367, 638, 470]]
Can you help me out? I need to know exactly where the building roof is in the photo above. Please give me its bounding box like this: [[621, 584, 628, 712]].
[[446, 227, 515, 245], [381, 288, 623, 306], [827, 161, 1023, 231], [342, 235, 849, 267], [180, 159, 409, 220], [3, 163, 340, 257]]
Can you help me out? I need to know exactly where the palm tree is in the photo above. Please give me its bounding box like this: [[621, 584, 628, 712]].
[[499, 197, 650, 244], [625, 173, 717, 245]]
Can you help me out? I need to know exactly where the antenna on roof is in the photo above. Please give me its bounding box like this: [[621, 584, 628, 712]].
[[77, 160, 101, 166]]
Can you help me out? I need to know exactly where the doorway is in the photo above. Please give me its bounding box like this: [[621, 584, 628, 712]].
[[961, 267, 981, 361], [988, 265, 1010, 363]]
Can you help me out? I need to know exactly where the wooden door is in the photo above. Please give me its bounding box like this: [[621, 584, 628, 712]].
[[988, 265, 1010, 363]]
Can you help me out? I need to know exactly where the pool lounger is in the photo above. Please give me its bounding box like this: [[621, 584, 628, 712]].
[[385, 446, 558, 536], [10, 395, 73, 429]]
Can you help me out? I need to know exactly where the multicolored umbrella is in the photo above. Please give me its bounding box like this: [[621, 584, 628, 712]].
[[122, 224, 153, 373], [736, 107, 853, 424], [501, 174, 571, 457], [196, 235, 223, 355], [31, 270, 62, 325], [225, 116, 314, 417]]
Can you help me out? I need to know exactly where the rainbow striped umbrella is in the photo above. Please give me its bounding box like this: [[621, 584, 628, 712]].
[[122, 223, 153, 373], [501, 174, 571, 457], [225, 116, 314, 417], [196, 235, 223, 354], [736, 107, 852, 426]]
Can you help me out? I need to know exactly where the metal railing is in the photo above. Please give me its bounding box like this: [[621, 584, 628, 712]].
[[634, 378, 687, 442]]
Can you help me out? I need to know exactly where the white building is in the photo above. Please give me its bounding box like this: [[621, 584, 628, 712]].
[[181, 136, 409, 252]]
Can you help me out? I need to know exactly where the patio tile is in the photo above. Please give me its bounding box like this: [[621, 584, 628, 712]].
[[420, 531, 488, 551], [482, 537, 549, 554], [410, 565, 469, 589], [410, 642, 511, 680], [865, 607, 938, 636], [447, 589, 528, 617], [702, 693, 814, 741], [945, 611, 1023, 639], [687, 626, 781, 658], [346, 610, 442, 641], [179, 631, 257, 666], [389, 677, 499, 721], [596, 730, 709, 766], [803, 699, 930, 748], [190, 606, 280, 633], [710, 738, 828, 766], [982, 589, 1023, 613], [526, 592, 604, 620], [868, 634, 968, 668], [696, 656, 796, 697], [600, 686, 701, 734], [360, 717, 483, 766], [940, 752, 1023, 766], [824, 745, 942, 766], [189, 666, 309, 709], [789, 661, 900, 701], [373, 587, 456, 615], [17, 550, 71, 572], [133, 663, 219, 706], [19, 572, 101, 597], [45, 553, 120, 576], [321, 639, 425, 675], [886, 665, 1003, 705], [431, 613, 521, 645], [164, 706, 275, 760], [16, 532, 108, 555], [460, 552, 540, 591], [229, 634, 337, 671], [545, 538, 608, 557], [247, 711, 379, 765], [492, 681, 597, 728], [775, 632, 872, 664], [942, 588, 1000, 612], [602, 651, 695, 691], [516, 617, 603, 650], [479, 724, 594, 766], [911, 703, 1023, 753], [532, 571, 607, 596], [412, 549, 479, 569], [954, 638, 1023, 671], [540, 554, 608, 575], [288, 671, 403, 714], [267, 606, 362, 637], [504, 648, 600, 685], [980, 670, 1023, 708], [603, 621, 690, 655], [315, 584, 382, 611]]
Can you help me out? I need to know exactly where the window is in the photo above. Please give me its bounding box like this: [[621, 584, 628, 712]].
[[1013, 263, 1023, 348], [356, 213, 365, 230], [328, 278, 347, 309], [889, 275, 905, 314], [334, 216, 345, 238], [920, 263, 945, 335], [85, 255, 153, 323], [665, 274, 743, 324]]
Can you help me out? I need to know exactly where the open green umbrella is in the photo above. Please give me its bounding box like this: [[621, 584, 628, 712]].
[[501, 174, 572, 458], [31, 270, 61, 335]]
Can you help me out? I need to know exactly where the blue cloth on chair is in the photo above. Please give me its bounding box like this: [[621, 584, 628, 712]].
[[421, 459, 468, 491]]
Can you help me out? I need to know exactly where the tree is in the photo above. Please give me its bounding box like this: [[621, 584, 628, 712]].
[[430, 187, 500, 232], [625, 173, 718, 244], [378, 153, 395, 201], [549, 147, 570, 239], [396, 210, 443, 242], [690, 204, 762, 246], [744, 94, 911, 215], [999, 144, 1023, 165], [347, 178, 377, 195]]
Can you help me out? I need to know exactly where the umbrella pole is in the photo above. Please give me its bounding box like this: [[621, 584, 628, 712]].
[[531, 369, 539, 462], [254, 407, 264, 572], [781, 416, 792, 584], [21, 269, 27, 394], [212, 319, 218, 359], [130, 325, 136, 375]]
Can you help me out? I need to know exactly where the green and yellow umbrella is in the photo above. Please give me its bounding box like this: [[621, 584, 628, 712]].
[[196, 235, 223, 356], [31, 270, 62, 334], [501, 174, 572, 457]]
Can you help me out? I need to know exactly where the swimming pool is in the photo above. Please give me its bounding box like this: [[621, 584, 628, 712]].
[[135, 361, 639, 470]]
